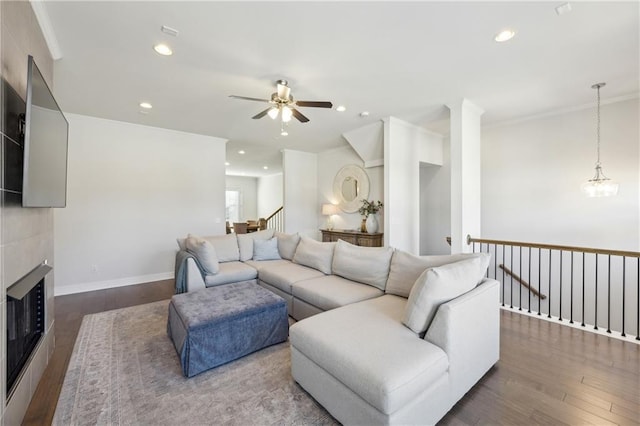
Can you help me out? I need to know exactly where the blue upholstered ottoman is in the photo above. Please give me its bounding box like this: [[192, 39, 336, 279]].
[[167, 281, 289, 377]]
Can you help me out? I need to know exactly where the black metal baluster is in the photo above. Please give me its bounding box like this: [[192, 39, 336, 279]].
[[570, 251, 574, 324], [519, 246, 522, 311], [501, 245, 505, 307], [621, 257, 626, 337], [559, 250, 563, 321], [510, 246, 514, 309], [581, 252, 586, 327], [607, 255, 611, 333], [595, 253, 598, 330], [538, 248, 542, 316], [528, 247, 532, 313], [548, 249, 552, 319]]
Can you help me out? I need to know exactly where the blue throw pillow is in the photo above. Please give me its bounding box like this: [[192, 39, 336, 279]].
[[253, 237, 282, 261]]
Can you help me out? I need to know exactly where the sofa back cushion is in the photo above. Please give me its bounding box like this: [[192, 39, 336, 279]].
[[293, 236, 335, 275], [274, 231, 301, 260], [185, 234, 220, 275], [237, 229, 275, 261], [331, 239, 393, 290], [203, 234, 239, 262], [386, 251, 486, 298], [402, 253, 491, 334], [253, 237, 282, 261]]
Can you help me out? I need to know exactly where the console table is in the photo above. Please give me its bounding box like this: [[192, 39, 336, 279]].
[[320, 229, 383, 247]]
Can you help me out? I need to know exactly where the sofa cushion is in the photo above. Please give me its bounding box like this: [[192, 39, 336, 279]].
[[185, 234, 219, 275], [253, 237, 282, 261], [202, 234, 240, 262], [275, 231, 301, 260], [292, 236, 335, 275], [204, 261, 258, 287], [386, 251, 486, 298], [237, 229, 275, 261], [243, 259, 292, 272], [331, 239, 393, 290], [292, 275, 383, 311], [258, 262, 325, 294], [290, 295, 448, 414], [403, 253, 491, 334]]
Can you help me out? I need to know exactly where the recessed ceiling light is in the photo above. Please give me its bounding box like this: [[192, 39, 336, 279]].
[[263, 166, 269, 170], [238, 150, 245, 154], [153, 43, 173, 56], [360, 111, 370, 117], [225, 162, 230, 166], [139, 102, 153, 109], [494, 29, 516, 43], [336, 105, 346, 112]]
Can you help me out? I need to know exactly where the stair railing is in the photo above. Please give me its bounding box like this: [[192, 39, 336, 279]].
[[462, 235, 639, 342], [265, 206, 284, 233]]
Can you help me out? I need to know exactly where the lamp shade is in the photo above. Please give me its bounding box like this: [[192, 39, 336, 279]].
[[322, 204, 338, 215]]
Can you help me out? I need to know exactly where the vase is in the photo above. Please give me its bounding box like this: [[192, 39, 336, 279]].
[[365, 213, 378, 234], [361, 218, 367, 233]]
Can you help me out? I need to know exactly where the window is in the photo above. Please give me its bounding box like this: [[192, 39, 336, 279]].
[[225, 190, 241, 223]]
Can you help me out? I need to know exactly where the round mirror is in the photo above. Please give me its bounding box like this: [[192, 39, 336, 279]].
[[333, 165, 370, 213]]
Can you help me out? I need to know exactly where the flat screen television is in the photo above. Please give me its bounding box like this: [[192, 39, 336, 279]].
[[22, 55, 69, 208]]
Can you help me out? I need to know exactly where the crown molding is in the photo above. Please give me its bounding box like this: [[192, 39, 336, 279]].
[[30, 1, 63, 60]]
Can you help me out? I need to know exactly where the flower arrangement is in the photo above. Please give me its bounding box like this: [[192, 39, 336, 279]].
[[358, 199, 383, 217]]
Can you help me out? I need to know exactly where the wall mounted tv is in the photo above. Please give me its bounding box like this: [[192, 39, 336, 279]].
[[22, 55, 69, 208]]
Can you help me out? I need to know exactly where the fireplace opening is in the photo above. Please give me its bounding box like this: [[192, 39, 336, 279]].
[[6, 263, 49, 397]]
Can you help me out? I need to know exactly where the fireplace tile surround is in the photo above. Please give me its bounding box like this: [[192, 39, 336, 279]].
[[1, 1, 57, 424]]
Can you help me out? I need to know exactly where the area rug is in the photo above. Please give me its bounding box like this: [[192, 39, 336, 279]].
[[53, 300, 338, 425]]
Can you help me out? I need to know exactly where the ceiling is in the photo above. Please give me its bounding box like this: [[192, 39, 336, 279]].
[[43, 1, 639, 177]]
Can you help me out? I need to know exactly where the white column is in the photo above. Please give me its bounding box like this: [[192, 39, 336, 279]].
[[447, 99, 483, 253], [282, 149, 318, 237]]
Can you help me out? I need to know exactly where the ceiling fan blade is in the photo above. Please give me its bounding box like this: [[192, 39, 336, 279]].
[[252, 108, 271, 119], [295, 101, 333, 108], [229, 95, 271, 103], [292, 108, 310, 123], [277, 82, 291, 100]]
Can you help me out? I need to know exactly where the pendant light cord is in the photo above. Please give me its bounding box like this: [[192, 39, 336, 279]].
[[596, 84, 601, 167]]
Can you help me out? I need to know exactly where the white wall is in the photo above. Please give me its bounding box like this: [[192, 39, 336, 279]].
[[257, 173, 283, 218], [282, 149, 318, 237], [384, 117, 443, 253], [226, 175, 257, 221], [317, 145, 383, 231], [482, 98, 639, 252], [54, 114, 227, 295], [420, 135, 451, 255]]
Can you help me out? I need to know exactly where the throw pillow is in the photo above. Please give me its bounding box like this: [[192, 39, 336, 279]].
[[402, 253, 491, 334], [185, 234, 220, 275], [274, 231, 301, 260], [203, 234, 240, 262], [253, 237, 282, 261], [292, 236, 335, 275], [331, 239, 393, 290], [386, 251, 486, 298], [237, 229, 276, 261]]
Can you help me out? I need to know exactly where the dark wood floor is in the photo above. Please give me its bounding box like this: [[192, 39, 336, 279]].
[[23, 280, 640, 425]]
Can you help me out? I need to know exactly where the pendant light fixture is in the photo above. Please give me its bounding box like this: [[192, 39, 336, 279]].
[[581, 82, 619, 197]]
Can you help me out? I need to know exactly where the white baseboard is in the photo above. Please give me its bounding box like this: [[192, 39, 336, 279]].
[[54, 272, 174, 296]]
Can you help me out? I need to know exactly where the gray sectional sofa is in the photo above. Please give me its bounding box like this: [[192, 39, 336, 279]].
[[175, 229, 500, 425]]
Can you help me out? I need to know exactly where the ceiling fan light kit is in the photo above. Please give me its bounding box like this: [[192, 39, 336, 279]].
[[230, 79, 333, 131], [581, 82, 619, 197]]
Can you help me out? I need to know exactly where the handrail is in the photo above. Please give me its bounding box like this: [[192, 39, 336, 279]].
[[467, 235, 640, 258], [499, 264, 546, 300], [266, 206, 283, 222]]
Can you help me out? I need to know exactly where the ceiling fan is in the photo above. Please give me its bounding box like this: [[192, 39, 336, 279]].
[[229, 79, 333, 123]]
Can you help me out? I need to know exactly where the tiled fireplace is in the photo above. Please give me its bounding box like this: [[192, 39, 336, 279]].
[[1, 2, 57, 423]]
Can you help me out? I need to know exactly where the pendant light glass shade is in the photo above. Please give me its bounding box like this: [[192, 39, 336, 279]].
[[281, 106, 293, 122], [267, 107, 279, 120], [581, 82, 618, 197]]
